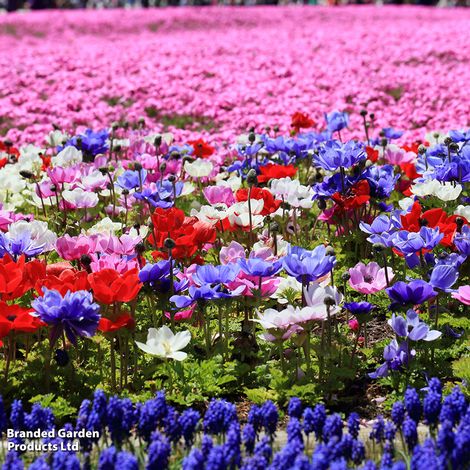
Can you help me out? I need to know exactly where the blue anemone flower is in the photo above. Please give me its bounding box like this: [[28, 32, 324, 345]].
[[32, 288, 101, 346], [325, 111, 349, 133], [116, 169, 148, 191], [283, 245, 336, 283], [386, 280, 437, 310], [62, 128, 109, 158], [238, 258, 283, 278]]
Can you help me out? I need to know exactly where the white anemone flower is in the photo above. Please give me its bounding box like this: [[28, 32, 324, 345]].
[[184, 159, 213, 178], [434, 182, 462, 202], [46, 130, 69, 147], [215, 173, 242, 191], [136, 326, 191, 361], [270, 177, 314, 209], [454, 205, 470, 221], [86, 217, 123, 235], [52, 146, 83, 167], [191, 203, 229, 225], [411, 180, 440, 197], [63, 188, 99, 209], [8, 220, 57, 251], [227, 200, 264, 229]]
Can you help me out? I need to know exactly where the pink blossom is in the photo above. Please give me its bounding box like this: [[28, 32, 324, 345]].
[[451, 286, 470, 305], [89, 253, 139, 274], [56, 234, 97, 260], [348, 262, 394, 294], [220, 241, 246, 265], [203, 186, 235, 206]]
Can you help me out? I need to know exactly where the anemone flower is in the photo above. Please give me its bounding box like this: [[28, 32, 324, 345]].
[[348, 262, 393, 294], [386, 280, 437, 310], [136, 326, 191, 361], [31, 288, 101, 346], [451, 286, 470, 305], [389, 310, 441, 342]]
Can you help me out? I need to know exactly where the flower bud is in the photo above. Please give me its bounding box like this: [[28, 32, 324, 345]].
[[324, 295, 336, 307], [135, 242, 146, 255], [19, 170, 34, 179], [341, 272, 351, 282], [154, 136, 162, 147], [317, 199, 327, 210], [246, 169, 258, 186], [80, 254, 92, 266], [325, 246, 335, 256], [164, 238, 176, 250], [360, 109, 367, 117], [372, 242, 385, 252], [418, 145, 427, 155]]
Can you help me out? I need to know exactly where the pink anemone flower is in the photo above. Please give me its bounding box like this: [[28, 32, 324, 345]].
[[348, 262, 394, 294]]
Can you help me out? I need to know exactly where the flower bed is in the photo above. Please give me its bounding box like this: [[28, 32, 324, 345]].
[[1, 377, 469, 469], [1, 6, 470, 145]]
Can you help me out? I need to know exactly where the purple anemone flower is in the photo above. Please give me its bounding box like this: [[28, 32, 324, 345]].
[[429, 264, 458, 291], [238, 258, 282, 278], [32, 288, 101, 346], [454, 225, 470, 255], [391, 227, 443, 268], [325, 111, 349, 133], [389, 310, 441, 342], [369, 339, 415, 379], [283, 245, 336, 283], [193, 263, 240, 286], [139, 260, 187, 294], [386, 280, 437, 310]]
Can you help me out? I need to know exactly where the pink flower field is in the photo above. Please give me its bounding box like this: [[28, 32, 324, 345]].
[[1, 5, 469, 146]]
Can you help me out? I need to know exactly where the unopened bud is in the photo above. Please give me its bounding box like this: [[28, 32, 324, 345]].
[[164, 238, 176, 250], [372, 242, 385, 253], [246, 169, 258, 186]]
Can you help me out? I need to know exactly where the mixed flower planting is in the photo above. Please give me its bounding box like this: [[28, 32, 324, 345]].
[[1, 5, 470, 469]]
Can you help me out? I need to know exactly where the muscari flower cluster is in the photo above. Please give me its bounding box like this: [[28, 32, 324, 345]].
[[0, 377, 468, 469]]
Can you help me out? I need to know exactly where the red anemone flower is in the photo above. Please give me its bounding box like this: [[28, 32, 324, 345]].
[[98, 313, 135, 333], [188, 138, 215, 158], [0, 302, 44, 335], [257, 163, 297, 183], [235, 187, 281, 216], [36, 269, 90, 297], [149, 207, 216, 262], [88, 268, 142, 305], [290, 112, 315, 133], [401, 201, 467, 247]]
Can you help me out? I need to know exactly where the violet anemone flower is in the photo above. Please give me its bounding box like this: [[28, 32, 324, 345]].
[[31, 288, 101, 346], [170, 284, 244, 309], [283, 245, 336, 283], [429, 264, 458, 292], [139, 260, 188, 294], [391, 227, 443, 268], [453, 225, 470, 256], [238, 258, 283, 278], [343, 302, 375, 322], [369, 340, 415, 379], [386, 280, 437, 310], [389, 310, 441, 342], [192, 263, 240, 286], [325, 111, 349, 133]]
